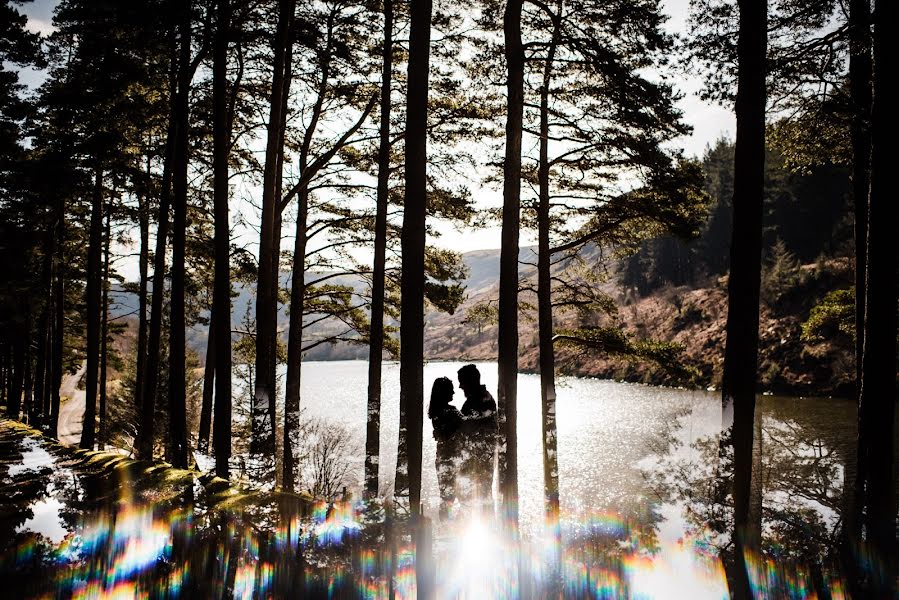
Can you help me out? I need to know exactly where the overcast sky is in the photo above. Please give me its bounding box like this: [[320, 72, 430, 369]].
[[16, 0, 734, 279]]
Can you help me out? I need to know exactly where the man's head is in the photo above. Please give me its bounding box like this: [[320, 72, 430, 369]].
[[457, 364, 481, 393]]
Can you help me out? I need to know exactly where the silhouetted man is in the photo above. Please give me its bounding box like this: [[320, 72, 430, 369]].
[[457, 364, 496, 420], [456, 364, 497, 506]]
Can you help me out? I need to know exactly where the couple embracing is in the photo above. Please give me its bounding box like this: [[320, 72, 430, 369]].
[[428, 364, 498, 519]]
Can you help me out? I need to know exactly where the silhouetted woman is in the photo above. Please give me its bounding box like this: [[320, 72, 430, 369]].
[[428, 376, 463, 519]]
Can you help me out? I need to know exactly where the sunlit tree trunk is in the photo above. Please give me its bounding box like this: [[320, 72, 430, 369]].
[[365, 0, 393, 502], [398, 0, 432, 516], [167, 7, 192, 468], [857, 0, 897, 594], [720, 0, 766, 597], [81, 164, 103, 450], [211, 0, 232, 479], [498, 0, 524, 527]]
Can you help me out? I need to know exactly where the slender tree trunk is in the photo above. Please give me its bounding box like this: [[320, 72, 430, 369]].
[[849, 0, 872, 393], [33, 268, 51, 428], [9, 336, 24, 419], [199, 327, 215, 453], [32, 241, 52, 428], [135, 167, 150, 437], [49, 200, 65, 438], [167, 6, 192, 469], [284, 12, 330, 493], [139, 36, 178, 461], [21, 312, 33, 424], [283, 188, 306, 492], [252, 0, 294, 460], [98, 205, 111, 450], [720, 1, 766, 597], [365, 0, 393, 500], [212, 0, 232, 479], [537, 7, 561, 574], [0, 345, 6, 412], [270, 31, 293, 485], [857, 1, 897, 594], [81, 164, 104, 450], [844, 0, 872, 588], [498, 0, 524, 527], [397, 0, 431, 517]]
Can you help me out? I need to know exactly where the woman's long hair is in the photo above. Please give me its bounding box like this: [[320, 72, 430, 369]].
[[428, 377, 454, 419]]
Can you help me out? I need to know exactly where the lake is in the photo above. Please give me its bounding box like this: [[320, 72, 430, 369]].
[[3, 359, 893, 598]]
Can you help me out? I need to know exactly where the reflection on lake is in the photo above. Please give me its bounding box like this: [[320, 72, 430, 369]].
[[1, 360, 894, 598]]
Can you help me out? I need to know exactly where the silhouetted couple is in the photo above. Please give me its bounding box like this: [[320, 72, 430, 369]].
[[428, 364, 498, 519]]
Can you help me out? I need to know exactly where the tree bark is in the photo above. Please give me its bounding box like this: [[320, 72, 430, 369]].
[[720, 1, 766, 597], [849, 0, 872, 392], [844, 0, 872, 588], [167, 6, 192, 469], [98, 204, 111, 450], [537, 4, 561, 573], [212, 0, 232, 479], [80, 164, 104, 450], [284, 11, 331, 492], [365, 0, 393, 500], [398, 0, 431, 516], [252, 0, 294, 460], [498, 0, 524, 527], [138, 33, 178, 461], [8, 336, 24, 419], [135, 164, 150, 440], [199, 326, 215, 453], [857, 0, 897, 594], [49, 198, 65, 439]]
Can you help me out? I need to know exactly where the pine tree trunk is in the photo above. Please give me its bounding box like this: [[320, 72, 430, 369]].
[[844, 0, 872, 584], [135, 167, 150, 439], [284, 13, 330, 493], [365, 0, 393, 500], [211, 0, 232, 479], [21, 311, 33, 424], [9, 336, 24, 419], [167, 8, 192, 469], [537, 8, 561, 567], [81, 164, 104, 450], [398, 0, 432, 516], [98, 206, 111, 450], [498, 0, 524, 526], [857, 0, 897, 594], [283, 185, 306, 492], [199, 327, 215, 453], [139, 35, 178, 461], [849, 0, 872, 394], [33, 256, 52, 428], [49, 199, 65, 439], [252, 0, 294, 460], [0, 345, 6, 412], [720, 1, 766, 597]]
